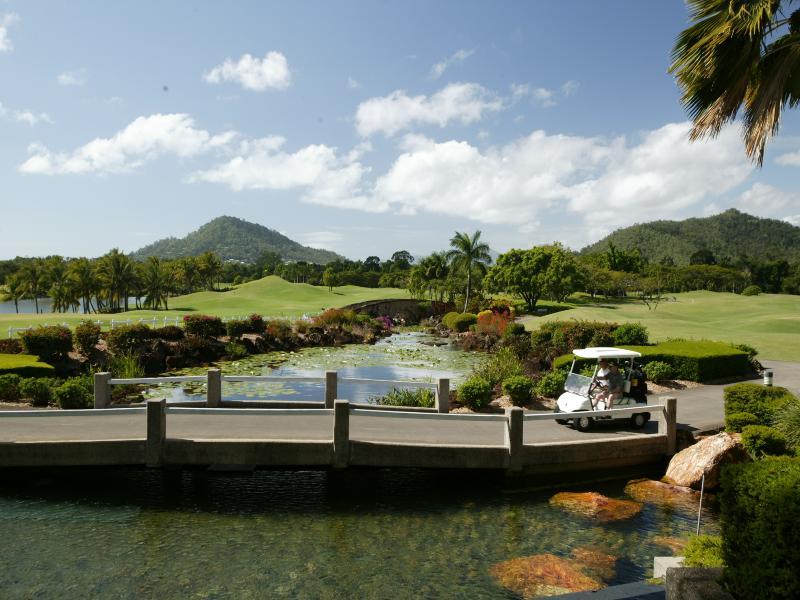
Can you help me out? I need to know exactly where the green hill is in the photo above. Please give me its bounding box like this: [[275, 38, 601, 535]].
[[132, 216, 343, 264], [581, 209, 800, 265]]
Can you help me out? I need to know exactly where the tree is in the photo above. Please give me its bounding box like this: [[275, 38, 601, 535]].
[[446, 231, 492, 312], [19, 259, 46, 314], [364, 256, 381, 271], [97, 249, 137, 312], [68, 257, 99, 313], [197, 251, 223, 290], [0, 273, 25, 313], [390, 250, 414, 269], [141, 256, 172, 310], [671, 0, 800, 165], [322, 267, 338, 291]]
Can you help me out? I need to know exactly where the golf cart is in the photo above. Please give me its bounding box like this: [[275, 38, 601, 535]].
[[553, 347, 649, 432]]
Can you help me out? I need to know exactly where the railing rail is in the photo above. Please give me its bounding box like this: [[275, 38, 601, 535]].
[[522, 404, 664, 421]]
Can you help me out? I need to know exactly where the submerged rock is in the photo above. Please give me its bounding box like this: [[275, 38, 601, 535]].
[[624, 478, 700, 512], [652, 535, 688, 554], [571, 546, 616, 581], [490, 553, 604, 598], [549, 492, 643, 522], [664, 432, 749, 489]]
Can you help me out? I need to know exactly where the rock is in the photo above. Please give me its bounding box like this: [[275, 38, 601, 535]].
[[549, 492, 643, 522], [490, 553, 604, 598], [653, 536, 688, 554], [571, 546, 616, 580], [664, 432, 750, 489], [624, 479, 700, 513]]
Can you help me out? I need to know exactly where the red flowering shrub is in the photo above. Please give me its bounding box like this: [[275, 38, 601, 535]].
[[476, 310, 511, 337], [183, 314, 225, 338]]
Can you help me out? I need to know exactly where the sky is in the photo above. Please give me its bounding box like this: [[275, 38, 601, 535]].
[[2, 0, 800, 261]]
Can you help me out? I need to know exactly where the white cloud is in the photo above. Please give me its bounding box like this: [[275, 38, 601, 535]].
[[347, 76, 361, 90], [783, 215, 800, 227], [430, 48, 474, 79], [776, 150, 800, 166], [355, 82, 503, 137], [19, 113, 235, 175], [738, 182, 800, 214], [532, 87, 556, 107], [0, 13, 19, 53], [203, 51, 291, 91], [562, 80, 580, 96], [0, 101, 52, 126], [57, 68, 87, 86], [295, 231, 344, 250]]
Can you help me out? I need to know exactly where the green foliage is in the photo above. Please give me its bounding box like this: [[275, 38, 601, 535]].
[[108, 352, 144, 379], [472, 347, 524, 388], [741, 425, 788, 459], [19, 377, 53, 406], [725, 411, 760, 433], [74, 320, 101, 355], [612, 322, 649, 345], [154, 325, 185, 341], [0, 353, 56, 378], [312, 308, 360, 328], [503, 322, 527, 337], [226, 319, 250, 338], [773, 395, 800, 452], [0, 338, 22, 354], [53, 379, 93, 409], [643, 360, 674, 382], [224, 340, 249, 359], [374, 387, 435, 408], [683, 535, 725, 568], [741, 284, 762, 296], [724, 383, 794, 424], [442, 312, 477, 332], [457, 376, 492, 410], [0, 373, 21, 401], [20, 325, 73, 362], [183, 314, 225, 338], [106, 324, 155, 355], [535, 369, 568, 398], [533, 320, 617, 360], [502, 375, 533, 406], [721, 457, 800, 600]]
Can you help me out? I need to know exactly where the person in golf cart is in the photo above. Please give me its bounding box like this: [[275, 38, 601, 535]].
[[554, 347, 648, 431]]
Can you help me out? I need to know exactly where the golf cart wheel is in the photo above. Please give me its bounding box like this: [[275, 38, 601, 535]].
[[555, 418, 568, 425], [574, 416, 593, 432], [630, 413, 647, 429]]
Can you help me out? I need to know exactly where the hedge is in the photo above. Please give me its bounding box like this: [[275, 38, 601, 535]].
[[0, 353, 56, 378], [723, 383, 794, 424], [105, 324, 155, 355], [721, 457, 800, 600], [183, 314, 225, 338], [442, 312, 477, 333], [20, 325, 73, 363], [553, 340, 751, 383], [741, 425, 788, 458]]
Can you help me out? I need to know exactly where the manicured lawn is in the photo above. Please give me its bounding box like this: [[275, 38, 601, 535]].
[[520, 291, 800, 362], [0, 276, 409, 335], [0, 353, 55, 377]]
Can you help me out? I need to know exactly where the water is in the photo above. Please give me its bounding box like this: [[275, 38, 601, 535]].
[[144, 331, 486, 404], [0, 296, 139, 315], [0, 468, 717, 598]]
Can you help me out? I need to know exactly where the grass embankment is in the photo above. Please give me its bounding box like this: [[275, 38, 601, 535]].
[[0, 354, 55, 377], [521, 291, 800, 362], [0, 276, 409, 333]]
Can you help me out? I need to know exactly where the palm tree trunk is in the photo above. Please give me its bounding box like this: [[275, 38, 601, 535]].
[[463, 269, 471, 313], [34, 297, 39, 314]]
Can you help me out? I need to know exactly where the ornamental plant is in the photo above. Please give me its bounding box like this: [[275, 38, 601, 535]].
[[20, 325, 73, 363], [74, 320, 102, 355], [53, 379, 92, 409], [183, 314, 225, 338], [457, 376, 492, 410], [503, 375, 533, 406], [476, 310, 511, 337]]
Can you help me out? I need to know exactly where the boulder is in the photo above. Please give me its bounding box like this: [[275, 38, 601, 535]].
[[624, 479, 700, 513], [664, 432, 749, 489], [549, 492, 643, 522], [653, 536, 688, 554], [571, 546, 616, 580], [490, 553, 604, 598]]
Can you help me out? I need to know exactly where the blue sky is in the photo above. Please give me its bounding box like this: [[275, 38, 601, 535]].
[[2, 1, 800, 261]]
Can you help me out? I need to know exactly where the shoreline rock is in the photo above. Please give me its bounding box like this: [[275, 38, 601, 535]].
[[549, 491, 643, 522], [664, 432, 749, 489]]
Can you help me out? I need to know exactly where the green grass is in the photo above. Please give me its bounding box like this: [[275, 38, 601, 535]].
[[0, 353, 55, 377], [0, 276, 409, 334], [520, 291, 800, 362]]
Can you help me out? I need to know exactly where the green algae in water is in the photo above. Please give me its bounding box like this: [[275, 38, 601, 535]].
[[0, 469, 718, 599]]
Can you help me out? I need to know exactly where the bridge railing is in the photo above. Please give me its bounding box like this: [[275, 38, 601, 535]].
[[95, 370, 451, 413]]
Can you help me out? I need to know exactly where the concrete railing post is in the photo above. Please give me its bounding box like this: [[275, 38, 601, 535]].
[[436, 378, 450, 413], [333, 399, 350, 468], [94, 372, 112, 409], [146, 398, 166, 467], [325, 371, 338, 409], [659, 396, 677, 455], [207, 368, 222, 407], [505, 406, 523, 471]]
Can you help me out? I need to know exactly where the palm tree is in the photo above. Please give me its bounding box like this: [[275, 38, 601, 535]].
[[141, 257, 172, 310], [446, 231, 492, 312], [68, 257, 99, 313], [1, 273, 25, 314], [19, 260, 46, 314], [97, 249, 137, 312], [197, 251, 223, 290], [670, 0, 800, 165]]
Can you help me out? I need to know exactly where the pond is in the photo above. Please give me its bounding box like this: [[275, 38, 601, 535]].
[[0, 468, 717, 598], [145, 331, 486, 404]]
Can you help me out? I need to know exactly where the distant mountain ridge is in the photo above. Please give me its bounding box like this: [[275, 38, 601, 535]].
[[131, 216, 343, 264], [580, 209, 800, 264]]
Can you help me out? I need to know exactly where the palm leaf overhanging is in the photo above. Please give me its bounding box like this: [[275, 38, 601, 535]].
[[670, 0, 800, 165]]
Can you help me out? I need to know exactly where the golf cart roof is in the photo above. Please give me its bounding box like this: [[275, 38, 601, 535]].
[[572, 347, 642, 359]]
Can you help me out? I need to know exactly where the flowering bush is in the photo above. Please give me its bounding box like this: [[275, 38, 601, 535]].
[[488, 299, 514, 318], [74, 320, 101, 354], [376, 315, 393, 331], [312, 308, 360, 327], [476, 310, 511, 336], [183, 314, 225, 338]]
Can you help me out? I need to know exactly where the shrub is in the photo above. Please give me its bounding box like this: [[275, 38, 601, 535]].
[[741, 284, 762, 296], [476, 310, 510, 336], [503, 322, 527, 338], [374, 387, 435, 408], [472, 347, 524, 388], [226, 319, 249, 338], [225, 340, 249, 359], [741, 425, 788, 458], [53, 379, 92, 409], [612, 322, 649, 346], [20, 325, 73, 362], [108, 352, 144, 379], [19, 377, 53, 407], [721, 457, 800, 600], [0, 353, 56, 378], [183, 314, 225, 338], [683, 535, 725, 568], [643, 360, 674, 382], [265, 319, 294, 342], [74, 320, 101, 354], [532, 320, 617, 359], [725, 411, 760, 433], [442, 312, 477, 333], [457, 376, 492, 410], [773, 395, 800, 451], [0, 339, 22, 354], [105, 324, 155, 355], [312, 308, 360, 328], [724, 383, 793, 424], [535, 369, 568, 398], [246, 313, 266, 334], [0, 373, 22, 401], [155, 325, 185, 341], [502, 375, 533, 406]]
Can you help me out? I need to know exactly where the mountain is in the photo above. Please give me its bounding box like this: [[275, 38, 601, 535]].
[[581, 209, 800, 265], [131, 216, 343, 264]]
